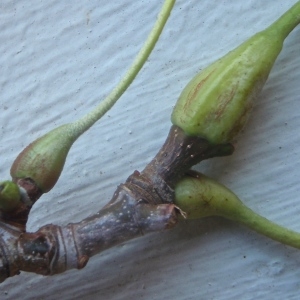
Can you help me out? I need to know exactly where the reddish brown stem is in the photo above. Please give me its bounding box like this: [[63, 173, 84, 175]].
[[128, 125, 233, 203]]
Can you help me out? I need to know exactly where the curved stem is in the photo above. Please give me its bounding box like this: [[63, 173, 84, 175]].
[[226, 203, 300, 249], [8, 0, 176, 204], [71, 0, 176, 136], [267, 0, 300, 39]]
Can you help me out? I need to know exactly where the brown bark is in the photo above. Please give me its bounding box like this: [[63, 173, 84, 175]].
[[0, 126, 233, 282]]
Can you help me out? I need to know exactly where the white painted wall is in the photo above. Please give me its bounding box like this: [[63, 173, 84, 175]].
[[0, 1, 300, 299]]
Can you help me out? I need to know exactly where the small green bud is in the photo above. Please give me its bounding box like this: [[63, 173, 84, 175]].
[[0, 181, 22, 212], [8, 0, 177, 195], [174, 172, 241, 219], [10, 124, 77, 193], [175, 172, 300, 250], [171, 2, 300, 144]]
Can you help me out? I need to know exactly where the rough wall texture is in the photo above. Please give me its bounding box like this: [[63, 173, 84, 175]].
[[0, 1, 300, 299]]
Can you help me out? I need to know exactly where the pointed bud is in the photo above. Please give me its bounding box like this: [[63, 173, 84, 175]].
[[10, 124, 77, 193], [171, 2, 300, 144], [175, 171, 300, 250]]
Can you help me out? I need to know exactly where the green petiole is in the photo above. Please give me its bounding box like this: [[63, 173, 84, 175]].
[[72, 0, 176, 136], [9, 0, 176, 195]]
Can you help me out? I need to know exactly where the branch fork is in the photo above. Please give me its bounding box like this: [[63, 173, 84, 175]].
[[0, 125, 230, 281]]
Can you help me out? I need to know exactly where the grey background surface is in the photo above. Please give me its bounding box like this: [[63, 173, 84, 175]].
[[0, 1, 300, 299]]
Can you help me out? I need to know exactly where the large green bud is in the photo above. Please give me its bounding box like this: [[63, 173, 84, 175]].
[[171, 1, 300, 144]]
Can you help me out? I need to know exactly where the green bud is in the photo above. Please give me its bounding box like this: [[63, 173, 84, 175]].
[[10, 124, 77, 193], [171, 2, 300, 144], [175, 172, 300, 249], [0, 181, 22, 212], [174, 172, 241, 219], [9, 0, 177, 195]]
